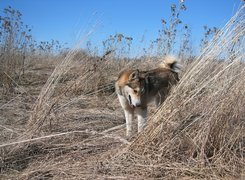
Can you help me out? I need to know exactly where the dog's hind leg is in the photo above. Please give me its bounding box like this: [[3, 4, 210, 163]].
[[155, 91, 167, 107], [136, 107, 147, 133]]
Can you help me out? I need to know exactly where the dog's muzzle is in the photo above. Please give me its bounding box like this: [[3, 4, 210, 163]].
[[128, 95, 141, 108]]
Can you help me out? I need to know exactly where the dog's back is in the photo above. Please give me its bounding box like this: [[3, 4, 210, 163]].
[[140, 56, 179, 106]]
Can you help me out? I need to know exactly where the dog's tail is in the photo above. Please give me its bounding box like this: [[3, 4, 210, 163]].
[[159, 55, 180, 71]]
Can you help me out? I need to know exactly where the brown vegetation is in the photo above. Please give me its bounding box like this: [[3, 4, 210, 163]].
[[0, 4, 244, 180]]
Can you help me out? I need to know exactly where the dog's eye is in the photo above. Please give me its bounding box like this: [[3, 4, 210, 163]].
[[134, 90, 138, 93]]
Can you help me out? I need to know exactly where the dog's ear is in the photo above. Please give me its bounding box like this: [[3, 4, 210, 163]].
[[129, 69, 139, 81]]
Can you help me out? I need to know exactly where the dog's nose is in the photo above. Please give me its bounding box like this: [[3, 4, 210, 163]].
[[135, 102, 141, 107]]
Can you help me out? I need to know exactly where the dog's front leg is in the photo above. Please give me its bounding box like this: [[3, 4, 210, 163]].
[[136, 107, 147, 133], [124, 109, 134, 137]]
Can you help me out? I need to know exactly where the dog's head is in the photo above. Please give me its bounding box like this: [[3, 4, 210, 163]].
[[124, 70, 146, 107]]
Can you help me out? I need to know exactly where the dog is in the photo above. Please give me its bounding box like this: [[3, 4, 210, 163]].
[[115, 56, 179, 137]]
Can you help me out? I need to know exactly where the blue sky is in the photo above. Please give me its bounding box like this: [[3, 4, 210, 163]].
[[0, 0, 242, 56]]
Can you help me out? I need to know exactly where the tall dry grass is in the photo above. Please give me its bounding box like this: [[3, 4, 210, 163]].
[[102, 5, 245, 179], [0, 4, 244, 180]]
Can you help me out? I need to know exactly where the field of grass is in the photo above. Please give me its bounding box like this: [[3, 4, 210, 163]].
[[0, 4, 244, 180]]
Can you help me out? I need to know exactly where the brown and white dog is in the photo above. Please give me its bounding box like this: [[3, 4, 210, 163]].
[[115, 56, 179, 137]]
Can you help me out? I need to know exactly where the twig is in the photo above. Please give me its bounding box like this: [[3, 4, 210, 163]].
[[0, 129, 129, 148]]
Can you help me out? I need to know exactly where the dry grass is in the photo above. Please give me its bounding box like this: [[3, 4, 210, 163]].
[[101, 5, 245, 179], [0, 5, 244, 180]]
